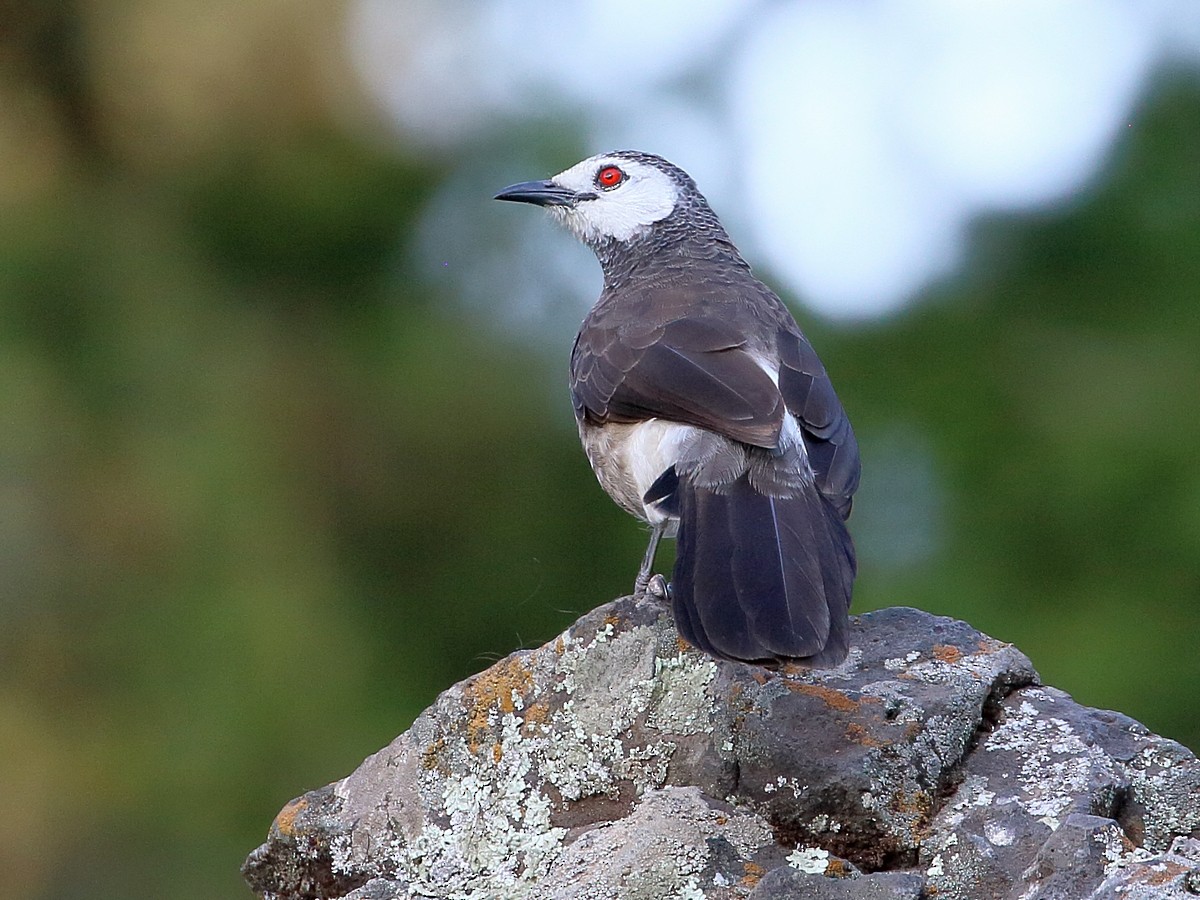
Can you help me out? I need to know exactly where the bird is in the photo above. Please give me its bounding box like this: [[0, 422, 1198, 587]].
[[494, 151, 860, 666]]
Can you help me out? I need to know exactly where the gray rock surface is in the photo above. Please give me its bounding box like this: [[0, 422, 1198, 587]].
[[242, 597, 1200, 899]]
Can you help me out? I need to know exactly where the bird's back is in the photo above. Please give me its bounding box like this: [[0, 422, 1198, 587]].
[[497, 149, 859, 665]]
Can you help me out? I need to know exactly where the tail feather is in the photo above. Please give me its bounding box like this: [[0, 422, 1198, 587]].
[[672, 473, 855, 665], [673, 483, 765, 661]]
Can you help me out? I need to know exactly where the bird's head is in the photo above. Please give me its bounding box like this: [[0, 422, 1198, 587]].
[[494, 151, 702, 249]]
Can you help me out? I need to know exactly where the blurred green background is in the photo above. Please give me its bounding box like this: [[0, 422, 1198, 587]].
[[1, 2, 1198, 898]]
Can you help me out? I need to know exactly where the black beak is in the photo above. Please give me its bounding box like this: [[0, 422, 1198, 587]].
[[493, 179, 581, 207]]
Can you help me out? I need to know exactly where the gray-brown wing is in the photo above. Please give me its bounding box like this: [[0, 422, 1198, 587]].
[[777, 326, 860, 519], [571, 313, 785, 449]]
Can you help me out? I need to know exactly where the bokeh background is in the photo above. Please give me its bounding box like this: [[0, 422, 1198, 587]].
[[2, 1, 1199, 897]]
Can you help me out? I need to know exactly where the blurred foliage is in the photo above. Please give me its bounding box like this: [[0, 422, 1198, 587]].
[[842, 71, 1200, 736], [0, 2, 1197, 898]]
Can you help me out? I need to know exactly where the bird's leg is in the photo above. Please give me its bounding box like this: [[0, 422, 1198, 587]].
[[633, 522, 669, 601]]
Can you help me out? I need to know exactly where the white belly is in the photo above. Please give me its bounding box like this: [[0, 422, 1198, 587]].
[[578, 418, 697, 526]]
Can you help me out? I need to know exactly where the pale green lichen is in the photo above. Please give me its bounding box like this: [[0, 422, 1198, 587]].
[[645, 652, 718, 735], [807, 813, 845, 835], [330, 616, 731, 899], [884, 651, 922, 671], [762, 775, 807, 799], [984, 692, 1116, 831], [393, 703, 568, 898], [787, 845, 830, 874], [1123, 736, 1200, 851], [671, 876, 707, 899]]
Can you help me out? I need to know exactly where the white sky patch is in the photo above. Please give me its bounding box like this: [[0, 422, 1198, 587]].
[[347, 0, 519, 144], [729, 8, 963, 317], [349, 0, 1200, 322], [889, 0, 1159, 208], [728, 0, 1170, 317], [483, 0, 747, 108], [1161, 0, 1200, 58]]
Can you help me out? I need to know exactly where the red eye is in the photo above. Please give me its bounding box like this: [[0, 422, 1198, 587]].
[[596, 165, 625, 189]]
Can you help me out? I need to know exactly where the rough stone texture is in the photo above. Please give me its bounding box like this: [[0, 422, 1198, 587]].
[[748, 867, 924, 899], [242, 597, 1200, 899]]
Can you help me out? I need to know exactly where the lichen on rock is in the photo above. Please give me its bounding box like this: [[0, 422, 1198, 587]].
[[242, 597, 1200, 900]]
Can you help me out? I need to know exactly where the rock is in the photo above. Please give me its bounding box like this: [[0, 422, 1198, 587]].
[[1091, 836, 1200, 899], [748, 867, 924, 899], [920, 686, 1200, 899], [539, 786, 779, 898], [242, 596, 1200, 899]]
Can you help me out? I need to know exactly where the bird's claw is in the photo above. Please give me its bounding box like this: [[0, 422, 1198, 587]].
[[634, 573, 670, 603], [647, 574, 670, 601]]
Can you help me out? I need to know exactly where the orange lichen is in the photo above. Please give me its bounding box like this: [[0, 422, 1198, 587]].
[[522, 700, 550, 732], [740, 861, 765, 887], [826, 858, 853, 878], [421, 737, 448, 773], [273, 797, 307, 837], [931, 644, 963, 664], [890, 789, 933, 824], [845, 722, 885, 748], [465, 656, 533, 715], [462, 656, 534, 755], [1141, 860, 1187, 886], [786, 682, 860, 712], [492, 743, 503, 763]]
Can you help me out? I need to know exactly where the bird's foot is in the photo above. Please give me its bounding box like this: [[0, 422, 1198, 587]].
[[634, 573, 670, 603], [647, 574, 670, 602]]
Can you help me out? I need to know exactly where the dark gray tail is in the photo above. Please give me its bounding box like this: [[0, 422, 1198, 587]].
[[671, 474, 855, 665]]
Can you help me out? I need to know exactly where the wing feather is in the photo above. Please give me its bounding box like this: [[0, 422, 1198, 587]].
[[777, 328, 860, 518], [572, 313, 784, 448]]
